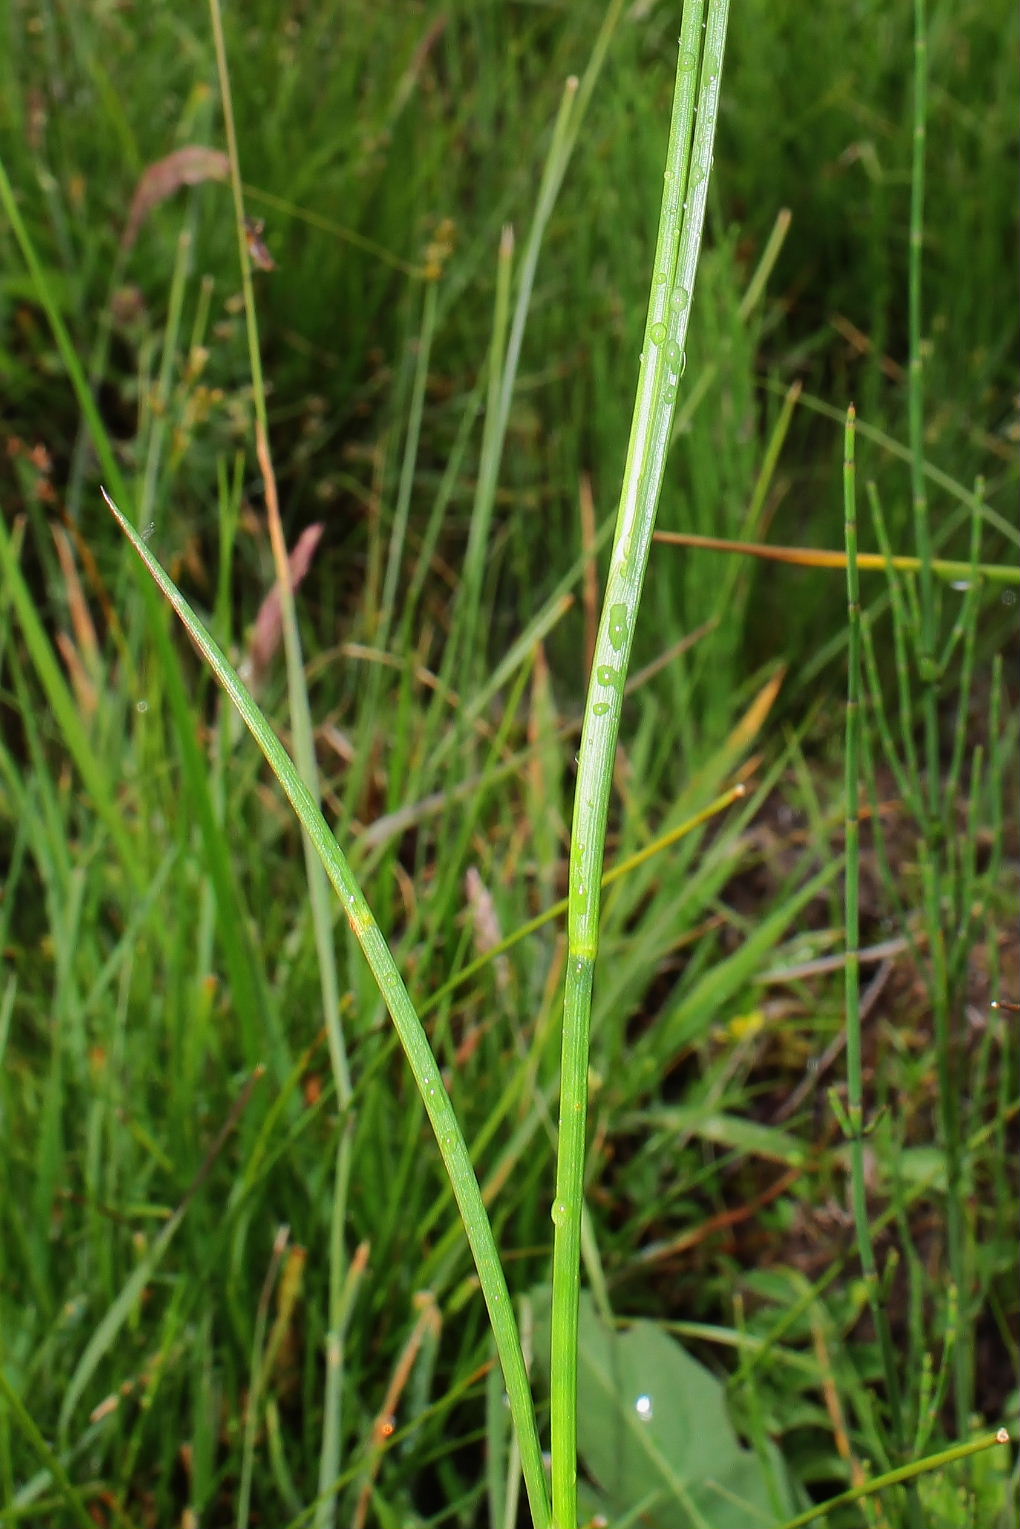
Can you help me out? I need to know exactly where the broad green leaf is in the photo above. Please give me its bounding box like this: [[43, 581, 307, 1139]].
[[536, 1290, 793, 1528]]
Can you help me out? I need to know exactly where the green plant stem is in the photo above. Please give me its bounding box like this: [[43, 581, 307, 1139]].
[[550, 6, 730, 1526], [775, 1429, 1010, 1529], [908, 0, 968, 1431], [238, 1228, 290, 1529], [842, 407, 906, 1450], [316, 1124, 356, 1529], [908, 0, 934, 676], [446, 0, 627, 699], [0, 1370, 99, 1529], [207, 11, 359, 1507], [459, 219, 517, 671]]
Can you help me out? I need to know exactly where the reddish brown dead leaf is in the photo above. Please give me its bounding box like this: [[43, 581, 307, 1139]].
[[245, 523, 325, 691], [52, 524, 100, 671]]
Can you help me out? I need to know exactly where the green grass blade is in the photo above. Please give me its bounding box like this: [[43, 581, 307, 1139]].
[[0, 1370, 98, 1529], [103, 488, 551, 1529], [0, 510, 142, 883], [843, 405, 908, 1463]]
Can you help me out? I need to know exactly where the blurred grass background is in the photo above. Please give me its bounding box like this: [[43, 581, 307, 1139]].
[[0, 1, 1017, 1525]]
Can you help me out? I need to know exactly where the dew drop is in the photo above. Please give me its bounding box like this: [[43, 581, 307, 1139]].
[[608, 603, 628, 652], [665, 339, 682, 369], [595, 664, 620, 688], [653, 269, 667, 286], [592, 701, 610, 717], [679, 49, 697, 70], [635, 1393, 653, 1422], [550, 1199, 568, 1227], [136, 699, 149, 714], [649, 321, 667, 345], [671, 286, 690, 311]]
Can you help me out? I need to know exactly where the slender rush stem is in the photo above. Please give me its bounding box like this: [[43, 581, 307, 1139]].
[[207, 9, 359, 1511], [549, 6, 730, 1526], [842, 408, 906, 1449], [775, 1430, 1010, 1529], [908, 0, 934, 682], [908, 0, 968, 1434]]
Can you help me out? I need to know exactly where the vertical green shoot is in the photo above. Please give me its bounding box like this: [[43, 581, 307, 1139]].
[[907, 0, 968, 1430], [844, 411, 919, 1518], [908, 0, 934, 681], [207, 5, 361, 1512], [550, 5, 731, 1526]]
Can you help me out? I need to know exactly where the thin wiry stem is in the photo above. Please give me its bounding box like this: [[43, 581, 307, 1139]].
[[842, 407, 906, 1449], [907, 0, 968, 1431]]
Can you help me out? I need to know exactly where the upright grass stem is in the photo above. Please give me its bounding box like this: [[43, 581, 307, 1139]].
[[206, 8, 359, 1517], [450, 0, 627, 689], [550, 7, 730, 1526], [908, 0, 968, 1431], [842, 410, 910, 1472]]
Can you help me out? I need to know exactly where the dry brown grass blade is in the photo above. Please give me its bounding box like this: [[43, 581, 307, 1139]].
[[243, 521, 325, 692], [465, 865, 511, 996], [725, 667, 786, 753], [653, 530, 855, 569], [122, 145, 230, 250], [51, 525, 100, 668], [51, 523, 102, 716], [352, 1294, 443, 1529], [652, 528, 1019, 585]]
